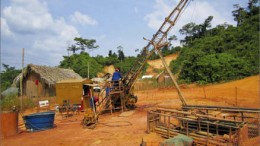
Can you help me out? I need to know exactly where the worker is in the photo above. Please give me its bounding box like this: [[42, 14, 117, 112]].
[[105, 82, 111, 97], [90, 96, 99, 112], [112, 68, 122, 88]]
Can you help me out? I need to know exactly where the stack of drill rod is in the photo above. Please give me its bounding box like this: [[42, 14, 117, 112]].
[[147, 108, 247, 145]]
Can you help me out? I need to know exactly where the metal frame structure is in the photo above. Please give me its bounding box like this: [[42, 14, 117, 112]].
[[147, 107, 260, 145]]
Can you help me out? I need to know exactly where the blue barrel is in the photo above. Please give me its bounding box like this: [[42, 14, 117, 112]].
[[23, 111, 55, 132]]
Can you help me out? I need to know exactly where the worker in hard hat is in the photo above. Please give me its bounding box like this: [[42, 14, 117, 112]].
[[112, 68, 122, 89]]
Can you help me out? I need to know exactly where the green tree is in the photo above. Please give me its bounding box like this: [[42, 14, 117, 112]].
[[117, 46, 125, 61], [108, 50, 113, 57], [96, 50, 120, 66], [232, 4, 247, 26], [73, 37, 99, 53], [179, 22, 196, 36], [1, 64, 21, 91], [171, 1, 259, 84], [179, 22, 196, 44], [114, 56, 137, 75], [179, 53, 251, 84], [60, 52, 102, 78], [67, 44, 78, 54], [168, 35, 177, 47]]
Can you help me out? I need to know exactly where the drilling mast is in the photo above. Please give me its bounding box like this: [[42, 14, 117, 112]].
[[122, 0, 190, 106]]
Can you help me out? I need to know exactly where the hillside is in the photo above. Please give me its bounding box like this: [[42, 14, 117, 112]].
[[136, 75, 259, 108], [144, 53, 178, 76], [209, 75, 259, 91], [147, 53, 178, 69]]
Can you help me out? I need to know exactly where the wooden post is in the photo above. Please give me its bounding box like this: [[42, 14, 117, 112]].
[[203, 87, 206, 98], [235, 87, 238, 106], [206, 123, 209, 145], [147, 111, 150, 133], [167, 115, 170, 138], [88, 62, 89, 79], [153, 113, 156, 132], [20, 48, 24, 112], [216, 124, 219, 135], [164, 111, 166, 125], [186, 121, 189, 136], [109, 94, 112, 114], [229, 127, 232, 145], [198, 117, 201, 131], [34, 79, 39, 112], [120, 92, 123, 113]]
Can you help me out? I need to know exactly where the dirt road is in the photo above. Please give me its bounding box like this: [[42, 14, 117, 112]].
[[2, 107, 150, 146]]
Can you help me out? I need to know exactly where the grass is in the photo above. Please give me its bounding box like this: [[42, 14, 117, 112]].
[[134, 79, 175, 91], [0, 94, 35, 112]]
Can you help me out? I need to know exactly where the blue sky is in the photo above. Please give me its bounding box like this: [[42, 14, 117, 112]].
[[1, 0, 248, 69]]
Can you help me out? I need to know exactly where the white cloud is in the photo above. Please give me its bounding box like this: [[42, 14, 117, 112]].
[[144, 0, 172, 30], [2, 0, 53, 34], [33, 17, 80, 52], [1, 17, 14, 38], [70, 11, 98, 25], [144, 0, 237, 46], [145, 1, 236, 32], [1, 0, 80, 67]]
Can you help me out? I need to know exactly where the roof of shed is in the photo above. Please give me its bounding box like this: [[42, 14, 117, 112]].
[[13, 64, 82, 86]]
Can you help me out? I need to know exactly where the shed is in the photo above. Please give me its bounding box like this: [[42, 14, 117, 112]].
[[13, 64, 82, 97], [156, 71, 171, 85], [56, 79, 98, 110]]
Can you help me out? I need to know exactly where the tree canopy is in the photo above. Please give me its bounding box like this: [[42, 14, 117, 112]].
[[60, 52, 103, 78], [1, 64, 21, 91], [67, 37, 99, 54]]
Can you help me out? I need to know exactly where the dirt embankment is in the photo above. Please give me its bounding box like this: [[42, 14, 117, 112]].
[[145, 53, 178, 76], [147, 53, 178, 69], [136, 75, 259, 108]]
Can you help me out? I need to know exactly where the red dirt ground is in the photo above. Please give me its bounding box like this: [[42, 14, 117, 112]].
[[1, 75, 259, 146]]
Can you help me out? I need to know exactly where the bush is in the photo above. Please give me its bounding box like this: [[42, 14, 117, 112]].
[[0, 94, 35, 112], [178, 53, 251, 84]]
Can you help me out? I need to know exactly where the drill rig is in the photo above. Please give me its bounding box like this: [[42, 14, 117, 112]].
[[83, 0, 189, 126], [83, 0, 190, 127], [112, 0, 190, 109]]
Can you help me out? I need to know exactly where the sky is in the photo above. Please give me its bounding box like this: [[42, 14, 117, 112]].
[[1, 0, 248, 69]]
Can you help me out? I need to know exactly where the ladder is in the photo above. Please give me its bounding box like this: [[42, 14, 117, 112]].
[[122, 0, 190, 106]]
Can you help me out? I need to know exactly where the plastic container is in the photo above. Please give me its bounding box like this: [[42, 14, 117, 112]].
[[23, 111, 55, 132]]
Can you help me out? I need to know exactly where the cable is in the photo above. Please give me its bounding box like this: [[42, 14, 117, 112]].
[[98, 121, 132, 127], [189, 0, 197, 23], [1, 52, 57, 66], [174, 0, 193, 25], [2, 56, 54, 66]]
